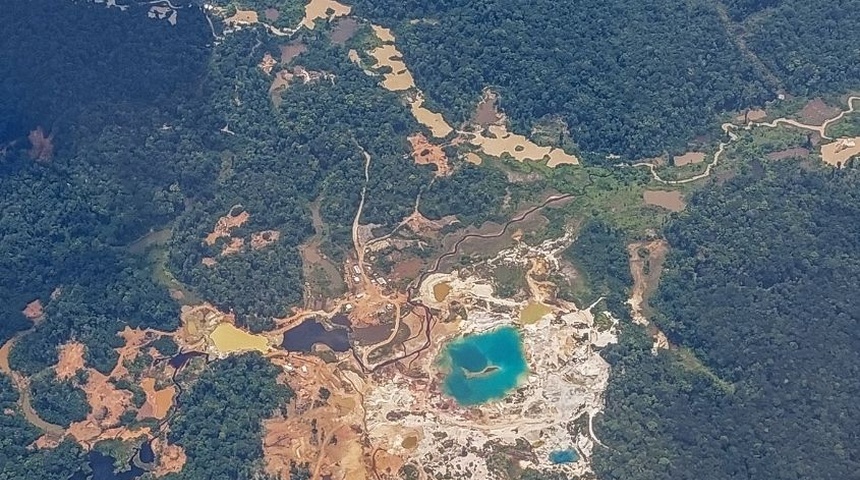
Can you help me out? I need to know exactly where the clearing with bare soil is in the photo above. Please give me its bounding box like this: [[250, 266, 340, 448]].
[[673, 151, 706, 166], [799, 98, 842, 125], [643, 190, 685, 212], [407, 133, 451, 176], [300, 0, 351, 30], [204, 206, 249, 245]]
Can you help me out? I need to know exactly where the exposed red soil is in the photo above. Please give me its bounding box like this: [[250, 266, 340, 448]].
[[67, 370, 135, 447], [152, 436, 187, 477], [391, 257, 423, 281], [221, 237, 245, 256], [204, 207, 250, 246], [407, 133, 451, 177], [138, 377, 175, 421], [54, 341, 86, 381]]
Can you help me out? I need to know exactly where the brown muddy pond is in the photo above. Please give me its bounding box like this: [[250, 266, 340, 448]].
[[330, 18, 358, 44], [643, 190, 685, 212], [281, 318, 350, 353], [352, 323, 394, 346], [433, 282, 452, 302], [474, 94, 500, 127]]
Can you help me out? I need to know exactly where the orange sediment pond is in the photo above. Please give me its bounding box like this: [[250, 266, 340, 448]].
[[433, 282, 452, 302], [139, 377, 176, 420], [209, 323, 270, 354]]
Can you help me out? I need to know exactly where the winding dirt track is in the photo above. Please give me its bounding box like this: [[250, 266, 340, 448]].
[[0, 334, 65, 437], [634, 96, 860, 184]]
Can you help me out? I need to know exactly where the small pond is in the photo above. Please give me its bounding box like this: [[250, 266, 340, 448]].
[[281, 318, 350, 353]]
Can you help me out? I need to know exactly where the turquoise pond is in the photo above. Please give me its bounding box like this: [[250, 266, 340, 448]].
[[439, 326, 529, 406], [549, 449, 579, 464]]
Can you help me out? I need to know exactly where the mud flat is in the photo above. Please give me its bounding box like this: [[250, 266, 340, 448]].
[[300, 0, 351, 30], [410, 95, 453, 138], [364, 26, 454, 137], [643, 190, 685, 212], [469, 125, 579, 167]]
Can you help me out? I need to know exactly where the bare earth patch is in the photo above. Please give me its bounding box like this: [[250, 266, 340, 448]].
[[259, 53, 277, 74], [300, 0, 351, 30], [463, 152, 482, 165], [368, 43, 414, 91], [280, 41, 307, 63], [264, 7, 279, 21], [221, 237, 245, 256], [820, 137, 860, 167], [68, 370, 134, 447], [409, 95, 453, 138], [672, 151, 706, 166], [204, 207, 249, 245], [799, 98, 842, 125], [225, 9, 258, 27], [54, 341, 86, 381], [643, 190, 685, 212], [28, 127, 54, 162], [152, 436, 186, 477], [407, 133, 451, 176], [139, 377, 175, 420], [469, 124, 579, 166], [22, 300, 44, 321], [251, 230, 281, 250]]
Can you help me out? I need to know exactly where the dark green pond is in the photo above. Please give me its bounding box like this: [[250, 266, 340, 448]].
[[439, 326, 528, 405]]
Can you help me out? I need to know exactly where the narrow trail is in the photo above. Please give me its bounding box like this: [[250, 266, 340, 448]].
[[633, 96, 860, 184], [352, 146, 372, 287]]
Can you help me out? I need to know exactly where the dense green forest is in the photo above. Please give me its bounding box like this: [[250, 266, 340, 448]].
[[563, 219, 633, 312], [166, 354, 293, 480], [352, 0, 772, 159], [595, 163, 860, 479], [352, 0, 860, 159]]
